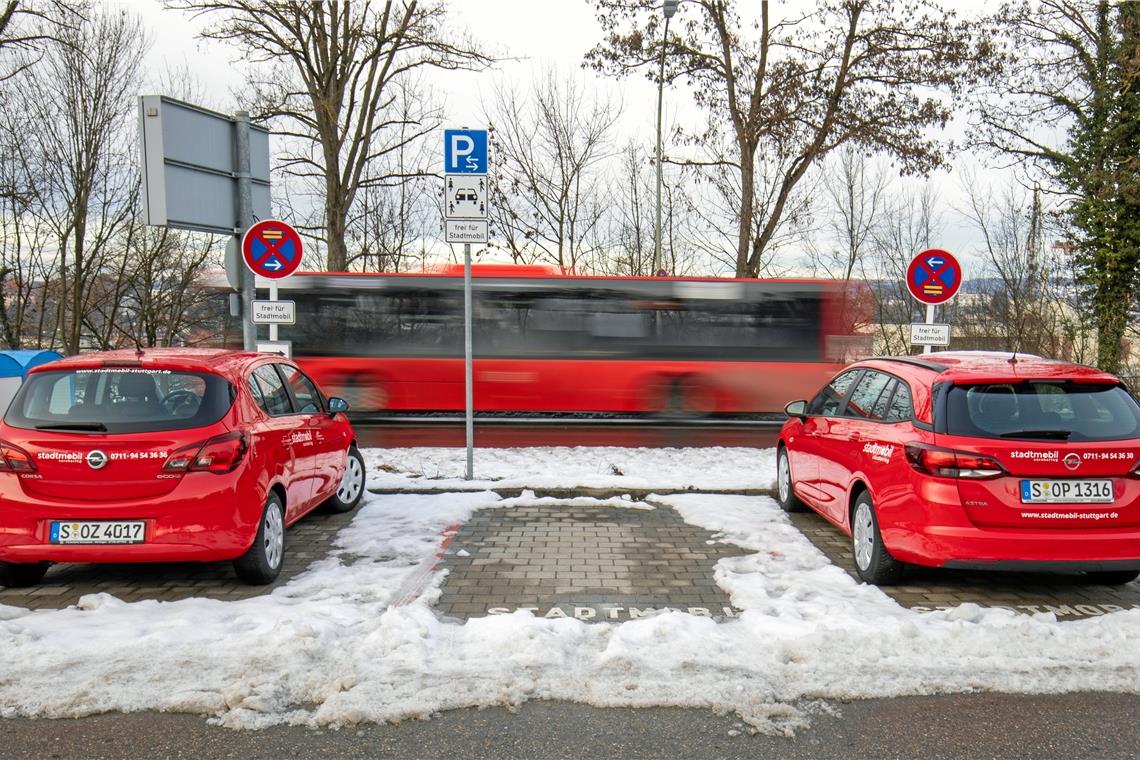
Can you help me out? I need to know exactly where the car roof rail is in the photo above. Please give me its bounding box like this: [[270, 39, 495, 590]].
[[868, 356, 950, 372]]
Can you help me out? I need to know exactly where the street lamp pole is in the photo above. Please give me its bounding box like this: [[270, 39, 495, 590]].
[[653, 0, 679, 276]]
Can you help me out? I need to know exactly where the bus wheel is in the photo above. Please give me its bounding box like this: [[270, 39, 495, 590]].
[[659, 378, 701, 419], [338, 376, 386, 412]]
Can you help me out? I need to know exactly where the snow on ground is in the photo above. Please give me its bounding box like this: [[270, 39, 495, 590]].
[[1, 446, 1139, 734], [363, 446, 777, 491]]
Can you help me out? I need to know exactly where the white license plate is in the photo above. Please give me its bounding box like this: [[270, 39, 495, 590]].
[[1020, 479, 1114, 504], [49, 521, 146, 545]]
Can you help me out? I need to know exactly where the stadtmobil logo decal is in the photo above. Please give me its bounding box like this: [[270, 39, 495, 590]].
[[1010, 450, 1060, 461], [862, 443, 894, 463]]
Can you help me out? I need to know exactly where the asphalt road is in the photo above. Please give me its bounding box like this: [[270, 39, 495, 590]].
[[4, 693, 1138, 759]]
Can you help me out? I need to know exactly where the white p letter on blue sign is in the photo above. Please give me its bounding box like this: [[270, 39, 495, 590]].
[[443, 129, 488, 174]]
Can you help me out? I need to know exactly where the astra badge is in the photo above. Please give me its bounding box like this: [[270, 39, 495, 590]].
[[86, 450, 108, 470], [1063, 453, 1081, 471]]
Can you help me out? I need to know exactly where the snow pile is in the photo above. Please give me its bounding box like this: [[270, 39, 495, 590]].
[[363, 446, 777, 491], [0, 446, 1138, 734]]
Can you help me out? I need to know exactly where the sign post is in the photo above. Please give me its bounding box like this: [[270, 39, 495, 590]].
[[444, 128, 489, 481], [905, 248, 962, 354], [243, 219, 303, 357]]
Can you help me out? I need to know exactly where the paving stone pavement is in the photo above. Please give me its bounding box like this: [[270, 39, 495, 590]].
[[0, 508, 358, 610], [787, 510, 1140, 619], [6, 487, 1138, 623], [435, 500, 747, 622]]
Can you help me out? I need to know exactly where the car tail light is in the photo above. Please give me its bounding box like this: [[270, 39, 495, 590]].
[[0, 440, 36, 473], [904, 443, 1005, 480], [163, 431, 248, 475]]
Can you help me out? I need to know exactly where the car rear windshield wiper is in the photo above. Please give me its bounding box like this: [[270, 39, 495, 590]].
[[999, 429, 1071, 440], [34, 422, 108, 432]]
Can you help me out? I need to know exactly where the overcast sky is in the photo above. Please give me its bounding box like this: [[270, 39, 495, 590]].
[[125, 0, 1012, 273]]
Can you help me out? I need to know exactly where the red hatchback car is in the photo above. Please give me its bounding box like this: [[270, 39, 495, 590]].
[[778, 352, 1140, 586], [0, 349, 365, 587]]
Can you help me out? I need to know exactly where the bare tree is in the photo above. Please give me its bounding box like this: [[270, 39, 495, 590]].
[[485, 69, 621, 271], [170, 0, 491, 271], [972, 1, 1140, 373], [588, 0, 993, 277], [863, 182, 945, 354], [343, 77, 440, 272], [953, 179, 1088, 361], [0, 0, 78, 82], [6, 2, 145, 353]]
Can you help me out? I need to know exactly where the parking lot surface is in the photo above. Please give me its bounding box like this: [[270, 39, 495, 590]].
[[4, 488, 1138, 619], [0, 508, 357, 610], [789, 511, 1140, 618], [435, 499, 745, 621]]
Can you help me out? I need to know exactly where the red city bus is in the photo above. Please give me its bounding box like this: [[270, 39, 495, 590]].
[[258, 265, 868, 416]]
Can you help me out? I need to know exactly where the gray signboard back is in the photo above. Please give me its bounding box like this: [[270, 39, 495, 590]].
[[139, 95, 270, 235]]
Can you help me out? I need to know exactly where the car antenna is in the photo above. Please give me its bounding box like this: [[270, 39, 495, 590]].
[[1008, 348, 1018, 365]]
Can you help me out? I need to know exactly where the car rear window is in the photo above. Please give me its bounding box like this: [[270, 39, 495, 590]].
[[944, 382, 1140, 442], [4, 368, 235, 434]]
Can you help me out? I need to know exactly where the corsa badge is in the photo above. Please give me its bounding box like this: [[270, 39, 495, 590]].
[[1063, 453, 1081, 471], [86, 450, 108, 470]]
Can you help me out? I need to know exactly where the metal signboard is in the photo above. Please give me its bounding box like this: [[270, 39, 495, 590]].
[[255, 340, 292, 359], [444, 175, 487, 220], [252, 300, 296, 325], [443, 129, 488, 174], [910, 322, 951, 347], [906, 248, 962, 305], [139, 95, 270, 234], [242, 220, 303, 279], [446, 220, 489, 244]]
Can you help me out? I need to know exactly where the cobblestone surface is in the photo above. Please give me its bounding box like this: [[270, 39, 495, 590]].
[[787, 510, 1140, 619], [0, 508, 357, 610], [435, 501, 746, 622], [7, 488, 1138, 623]]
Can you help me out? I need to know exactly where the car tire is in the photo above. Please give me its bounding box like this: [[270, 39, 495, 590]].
[[1086, 570, 1140, 586], [850, 490, 906, 585], [776, 446, 808, 513], [324, 445, 366, 514], [233, 491, 286, 585], [0, 561, 48, 588]]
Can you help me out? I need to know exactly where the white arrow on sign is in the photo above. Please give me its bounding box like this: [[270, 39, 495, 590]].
[[263, 258, 283, 271]]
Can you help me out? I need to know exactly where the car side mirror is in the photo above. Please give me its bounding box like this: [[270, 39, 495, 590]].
[[784, 399, 808, 419], [328, 397, 350, 414]]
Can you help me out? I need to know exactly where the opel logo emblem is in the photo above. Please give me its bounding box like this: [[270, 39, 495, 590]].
[[1063, 453, 1081, 471], [86, 450, 108, 470]]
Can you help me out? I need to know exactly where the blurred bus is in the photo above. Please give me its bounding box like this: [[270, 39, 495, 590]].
[[250, 265, 868, 416]]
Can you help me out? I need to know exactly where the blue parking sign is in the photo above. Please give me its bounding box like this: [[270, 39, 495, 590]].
[[444, 129, 488, 174]]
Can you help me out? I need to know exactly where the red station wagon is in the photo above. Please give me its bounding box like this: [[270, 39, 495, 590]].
[[0, 349, 366, 587], [778, 352, 1140, 585]]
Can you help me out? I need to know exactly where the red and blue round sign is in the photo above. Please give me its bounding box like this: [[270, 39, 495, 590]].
[[906, 248, 962, 305], [242, 220, 303, 279]]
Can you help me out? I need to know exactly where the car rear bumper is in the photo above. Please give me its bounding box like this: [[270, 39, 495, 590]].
[[884, 522, 1140, 569], [941, 558, 1140, 573], [0, 474, 261, 564]]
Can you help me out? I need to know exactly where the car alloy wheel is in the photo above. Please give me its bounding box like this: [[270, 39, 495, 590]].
[[853, 500, 875, 572], [336, 452, 364, 505], [263, 501, 284, 571], [778, 450, 790, 503]]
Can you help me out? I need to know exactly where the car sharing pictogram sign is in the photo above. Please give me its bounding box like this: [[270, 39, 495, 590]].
[[906, 248, 962, 305], [242, 220, 303, 279]]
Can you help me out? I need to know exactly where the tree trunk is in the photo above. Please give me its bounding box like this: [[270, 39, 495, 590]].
[[325, 193, 348, 271], [734, 140, 756, 278]]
